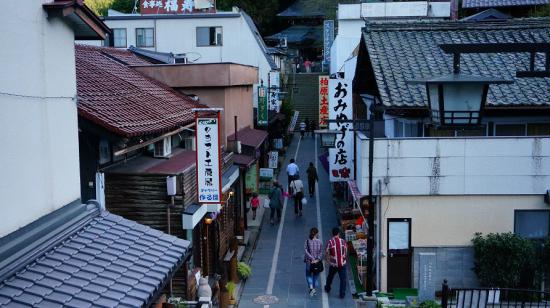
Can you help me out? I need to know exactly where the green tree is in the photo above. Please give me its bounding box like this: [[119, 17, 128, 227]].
[[84, 0, 136, 16], [472, 232, 537, 288]]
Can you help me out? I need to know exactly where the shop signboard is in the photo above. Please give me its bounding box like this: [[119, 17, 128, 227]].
[[257, 85, 268, 126], [140, 0, 215, 14], [259, 168, 274, 194], [268, 151, 279, 169], [196, 117, 222, 203], [268, 71, 281, 112], [328, 77, 354, 182], [319, 75, 329, 128], [323, 20, 335, 70]]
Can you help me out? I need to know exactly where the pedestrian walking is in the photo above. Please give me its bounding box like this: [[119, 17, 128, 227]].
[[300, 121, 306, 138], [250, 192, 260, 220], [286, 158, 299, 191], [269, 181, 283, 225], [304, 227, 323, 297], [304, 59, 312, 73], [324, 227, 348, 298], [306, 162, 318, 197], [309, 120, 316, 137], [305, 118, 311, 137], [290, 176, 304, 217]]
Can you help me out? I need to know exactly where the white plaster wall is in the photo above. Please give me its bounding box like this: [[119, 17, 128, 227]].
[[103, 14, 272, 94], [0, 0, 81, 237], [378, 195, 548, 291], [356, 136, 550, 196]]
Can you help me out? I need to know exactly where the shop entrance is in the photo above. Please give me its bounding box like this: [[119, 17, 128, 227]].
[[387, 218, 412, 290]]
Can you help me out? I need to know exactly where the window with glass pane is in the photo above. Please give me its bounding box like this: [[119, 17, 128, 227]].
[[527, 123, 550, 136], [196, 27, 222, 46], [495, 124, 526, 136], [113, 29, 126, 48], [515, 210, 550, 239], [136, 28, 154, 47]]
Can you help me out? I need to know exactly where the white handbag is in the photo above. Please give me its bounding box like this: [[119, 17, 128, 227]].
[[301, 197, 307, 205], [263, 198, 271, 209]]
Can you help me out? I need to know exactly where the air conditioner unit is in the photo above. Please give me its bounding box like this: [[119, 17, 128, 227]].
[[174, 54, 188, 64], [184, 137, 196, 151], [154, 137, 172, 158]]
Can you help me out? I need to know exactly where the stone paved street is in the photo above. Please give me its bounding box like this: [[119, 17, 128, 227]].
[[238, 134, 356, 308]]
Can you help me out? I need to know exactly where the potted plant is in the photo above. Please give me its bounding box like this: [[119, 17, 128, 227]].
[[226, 282, 237, 305], [237, 262, 252, 280]]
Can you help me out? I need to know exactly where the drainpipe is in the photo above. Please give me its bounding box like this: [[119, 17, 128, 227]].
[[377, 179, 382, 292]]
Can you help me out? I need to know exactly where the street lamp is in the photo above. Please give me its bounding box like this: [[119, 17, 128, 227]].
[[408, 73, 511, 127]]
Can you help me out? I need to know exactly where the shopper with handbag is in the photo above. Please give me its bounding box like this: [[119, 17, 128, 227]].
[[304, 227, 323, 296], [269, 181, 284, 225], [290, 176, 305, 217]]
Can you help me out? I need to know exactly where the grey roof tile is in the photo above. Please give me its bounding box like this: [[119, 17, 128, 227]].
[[362, 19, 550, 108], [36, 299, 64, 308], [0, 210, 189, 307], [463, 0, 549, 8]]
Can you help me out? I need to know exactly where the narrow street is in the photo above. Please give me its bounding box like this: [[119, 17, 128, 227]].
[[239, 134, 356, 308]]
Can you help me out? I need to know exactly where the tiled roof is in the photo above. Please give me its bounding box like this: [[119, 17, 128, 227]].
[[266, 25, 323, 46], [461, 8, 511, 21], [75, 45, 206, 137], [362, 19, 550, 108], [0, 209, 189, 308], [277, 0, 337, 18], [462, 0, 549, 8], [227, 126, 268, 149], [232, 154, 256, 167]]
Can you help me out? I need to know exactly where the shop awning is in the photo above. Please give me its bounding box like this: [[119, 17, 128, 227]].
[[222, 165, 240, 193], [182, 204, 207, 229], [233, 154, 256, 168], [227, 127, 268, 149]]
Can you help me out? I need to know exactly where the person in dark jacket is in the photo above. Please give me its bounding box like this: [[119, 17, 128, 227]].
[[269, 181, 284, 225], [306, 162, 319, 197]]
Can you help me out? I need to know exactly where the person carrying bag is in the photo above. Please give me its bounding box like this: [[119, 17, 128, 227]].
[[290, 177, 305, 217], [304, 227, 324, 297]]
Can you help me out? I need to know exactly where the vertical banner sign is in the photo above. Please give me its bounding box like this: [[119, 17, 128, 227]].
[[323, 20, 335, 71], [257, 85, 268, 126], [196, 117, 221, 203], [268, 151, 279, 169], [319, 75, 329, 128], [268, 72, 281, 112], [328, 78, 354, 182]]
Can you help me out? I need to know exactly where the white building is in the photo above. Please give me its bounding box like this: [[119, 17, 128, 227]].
[[0, 0, 108, 237], [330, 1, 451, 75], [352, 19, 550, 293], [96, 8, 278, 107]]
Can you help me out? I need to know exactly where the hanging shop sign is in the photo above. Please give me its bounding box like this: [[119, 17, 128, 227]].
[[196, 116, 222, 203], [273, 138, 283, 150], [268, 72, 281, 112], [319, 75, 329, 128], [323, 20, 335, 70], [257, 85, 268, 126], [245, 163, 258, 193], [268, 151, 279, 169], [328, 77, 354, 182], [258, 168, 274, 194]]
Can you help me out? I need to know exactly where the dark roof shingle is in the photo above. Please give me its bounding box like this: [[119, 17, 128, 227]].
[[227, 126, 268, 149], [462, 0, 549, 8], [0, 210, 189, 307], [75, 45, 206, 137], [362, 19, 550, 108]]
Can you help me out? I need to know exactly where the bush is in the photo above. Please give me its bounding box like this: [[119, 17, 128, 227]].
[[472, 232, 537, 288], [237, 262, 252, 279], [226, 281, 236, 299], [419, 300, 441, 308], [542, 237, 550, 275]]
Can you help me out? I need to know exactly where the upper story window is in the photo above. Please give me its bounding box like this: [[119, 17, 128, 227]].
[[136, 28, 154, 47], [515, 210, 550, 239], [196, 27, 222, 47], [112, 28, 127, 48]]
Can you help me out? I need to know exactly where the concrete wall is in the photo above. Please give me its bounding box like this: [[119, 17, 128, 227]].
[[103, 13, 272, 102], [378, 195, 548, 291], [357, 136, 550, 196], [0, 0, 81, 237]]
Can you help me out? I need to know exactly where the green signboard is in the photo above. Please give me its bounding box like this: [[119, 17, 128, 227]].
[[257, 86, 268, 126], [245, 163, 258, 194]]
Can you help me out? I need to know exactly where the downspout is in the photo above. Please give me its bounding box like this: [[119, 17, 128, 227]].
[[376, 179, 382, 292]]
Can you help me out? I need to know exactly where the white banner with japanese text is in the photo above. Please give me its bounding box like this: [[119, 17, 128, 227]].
[[268, 71, 281, 112], [196, 117, 222, 203], [328, 78, 354, 182], [268, 151, 279, 169]]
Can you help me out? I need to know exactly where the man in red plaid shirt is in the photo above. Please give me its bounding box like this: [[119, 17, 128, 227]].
[[324, 227, 348, 298]]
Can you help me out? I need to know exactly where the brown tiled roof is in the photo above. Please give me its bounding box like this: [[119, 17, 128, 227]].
[[227, 126, 268, 149], [75, 45, 205, 137]]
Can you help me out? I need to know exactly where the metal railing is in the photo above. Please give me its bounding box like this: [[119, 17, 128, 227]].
[[442, 280, 550, 308]]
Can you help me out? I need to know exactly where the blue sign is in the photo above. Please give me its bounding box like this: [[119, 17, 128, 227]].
[[323, 20, 335, 70]]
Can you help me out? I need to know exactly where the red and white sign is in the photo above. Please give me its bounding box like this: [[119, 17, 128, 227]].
[[328, 77, 354, 182], [140, 0, 215, 14], [196, 116, 222, 203], [319, 75, 329, 128]]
